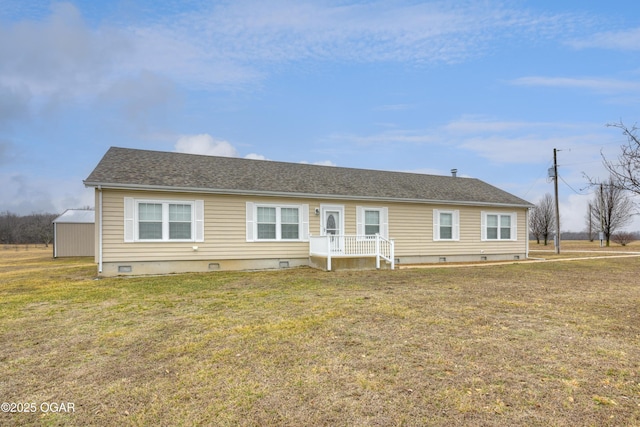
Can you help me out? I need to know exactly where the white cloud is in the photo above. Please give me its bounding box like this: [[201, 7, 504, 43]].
[[175, 134, 336, 165], [174, 134, 275, 161], [175, 134, 239, 157], [373, 104, 414, 112], [401, 167, 449, 176], [99, 70, 179, 132], [300, 160, 336, 166], [0, 3, 174, 132], [0, 172, 93, 215], [0, 1, 593, 94], [0, 2, 130, 98], [117, 0, 586, 89], [442, 117, 612, 165], [568, 27, 640, 51], [510, 76, 640, 93], [330, 130, 438, 146]]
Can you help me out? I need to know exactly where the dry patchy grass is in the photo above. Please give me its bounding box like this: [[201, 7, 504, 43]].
[[1, 247, 639, 426], [530, 239, 640, 258]]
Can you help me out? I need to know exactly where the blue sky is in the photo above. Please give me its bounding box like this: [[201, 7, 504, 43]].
[[1, 0, 639, 232]]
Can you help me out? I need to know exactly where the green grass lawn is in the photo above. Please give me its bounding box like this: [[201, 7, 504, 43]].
[[1, 246, 639, 426]]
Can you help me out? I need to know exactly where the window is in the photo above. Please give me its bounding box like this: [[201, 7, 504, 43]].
[[280, 208, 300, 239], [138, 201, 193, 241], [433, 209, 459, 241], [139, 203, 162, 239], [123, 198, 204, 243], [482, 212, 516, 241], [246, 203, 308, 241], [257, 207, 277, 239], [356, 207, 388, 238], [364, 210, 380, 235], [440, 212, 453, 239], [169, 204, 192, 239]]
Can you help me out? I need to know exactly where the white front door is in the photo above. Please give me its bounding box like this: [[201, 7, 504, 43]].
[[322, 206, 344, 253], [325, 210, 340, 236]]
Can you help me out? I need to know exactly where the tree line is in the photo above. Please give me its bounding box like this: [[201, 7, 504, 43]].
[[0, 212, 58, 246]]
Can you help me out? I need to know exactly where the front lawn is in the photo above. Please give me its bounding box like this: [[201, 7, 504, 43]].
[[1, 246, 639, 426]]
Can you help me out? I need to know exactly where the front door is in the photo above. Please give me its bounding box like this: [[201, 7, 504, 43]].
[[323, 209, 342, 253]]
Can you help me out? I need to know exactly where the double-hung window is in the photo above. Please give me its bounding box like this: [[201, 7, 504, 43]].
[[124, 198, 204, 242], [280, 207, 300, 239], [356, 207, 388, 238], [257, 206, 277, 239], [169, 204, 193, 239], [138, 203, 163, 239], [247, 203, 308, 241], [364, 210, 380, 235], [482, 212, 516, 241], [433, 209, 459, 241]]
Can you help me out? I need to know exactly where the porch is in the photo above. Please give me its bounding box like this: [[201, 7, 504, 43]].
[[309, 234, 395, 271]]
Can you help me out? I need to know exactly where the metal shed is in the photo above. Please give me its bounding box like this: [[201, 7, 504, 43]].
[[53, 209, 95, 258]]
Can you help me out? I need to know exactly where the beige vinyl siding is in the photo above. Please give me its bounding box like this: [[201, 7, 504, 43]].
[[389, 203, 527, 257], [54, 223, 95, 257], [99, 189, 529, 263], [101, 190, 314, 263]]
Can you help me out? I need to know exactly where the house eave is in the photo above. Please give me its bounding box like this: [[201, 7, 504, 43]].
[[83, 181, 534, 209]]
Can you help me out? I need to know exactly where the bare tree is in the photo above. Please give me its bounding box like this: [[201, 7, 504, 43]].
[[0, 211, 19, 244], [612, 232, 635, 246], [530, 193, 555, 245], [0, 211, 57, 245], [590, 176, 634, 246], [584, 202, 596, 242], [602, 121, 640, 197]]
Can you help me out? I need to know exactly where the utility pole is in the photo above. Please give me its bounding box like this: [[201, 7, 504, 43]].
[[587, 202, 593, 241], [599, 183, 605, 248], [553, 148, 561, 254]]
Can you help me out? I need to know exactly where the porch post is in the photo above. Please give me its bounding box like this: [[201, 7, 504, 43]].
[[375, 233, 380, 269], [326, 234, 332, 271], [390, 239, 395, 270]]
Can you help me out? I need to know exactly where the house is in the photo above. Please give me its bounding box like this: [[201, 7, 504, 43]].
[[84, 147, 534, 276], [52, 209, 95, 258]]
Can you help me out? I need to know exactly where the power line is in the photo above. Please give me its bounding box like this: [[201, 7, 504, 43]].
[[523, 160, 553, 198], [559, 175, 592, 196]]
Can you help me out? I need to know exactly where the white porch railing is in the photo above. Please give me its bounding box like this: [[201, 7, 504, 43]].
[[309, 234, 395, 271]]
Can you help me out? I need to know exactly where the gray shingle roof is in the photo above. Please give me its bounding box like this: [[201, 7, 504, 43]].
[[84, 147, 533, 207]]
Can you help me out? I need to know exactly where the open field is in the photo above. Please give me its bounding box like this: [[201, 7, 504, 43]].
[[1, 246, 639, 426], [529, 240, 640, 262]]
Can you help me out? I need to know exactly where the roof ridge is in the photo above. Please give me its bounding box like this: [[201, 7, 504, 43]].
[[106, 146, 470, 181]]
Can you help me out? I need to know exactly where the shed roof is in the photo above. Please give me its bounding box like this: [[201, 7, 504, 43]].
[[53, 209, 95, 224], [84, 147, 533, 208]]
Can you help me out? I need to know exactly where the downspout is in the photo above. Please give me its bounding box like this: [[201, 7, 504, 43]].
[[53, 222, 57, 258], [525, 208, 530, 259], [98, 186, 103, 274]]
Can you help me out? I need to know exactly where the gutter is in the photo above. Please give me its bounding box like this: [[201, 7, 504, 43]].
[[83, 181, 534, 209]]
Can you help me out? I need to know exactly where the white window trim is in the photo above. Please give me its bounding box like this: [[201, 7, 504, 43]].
[[356, 206, 388, 239], [246, 202, 309, 242], [433, 209, 460, 241], [481, 211, 517, 241], [124, 198, 204, 243]]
